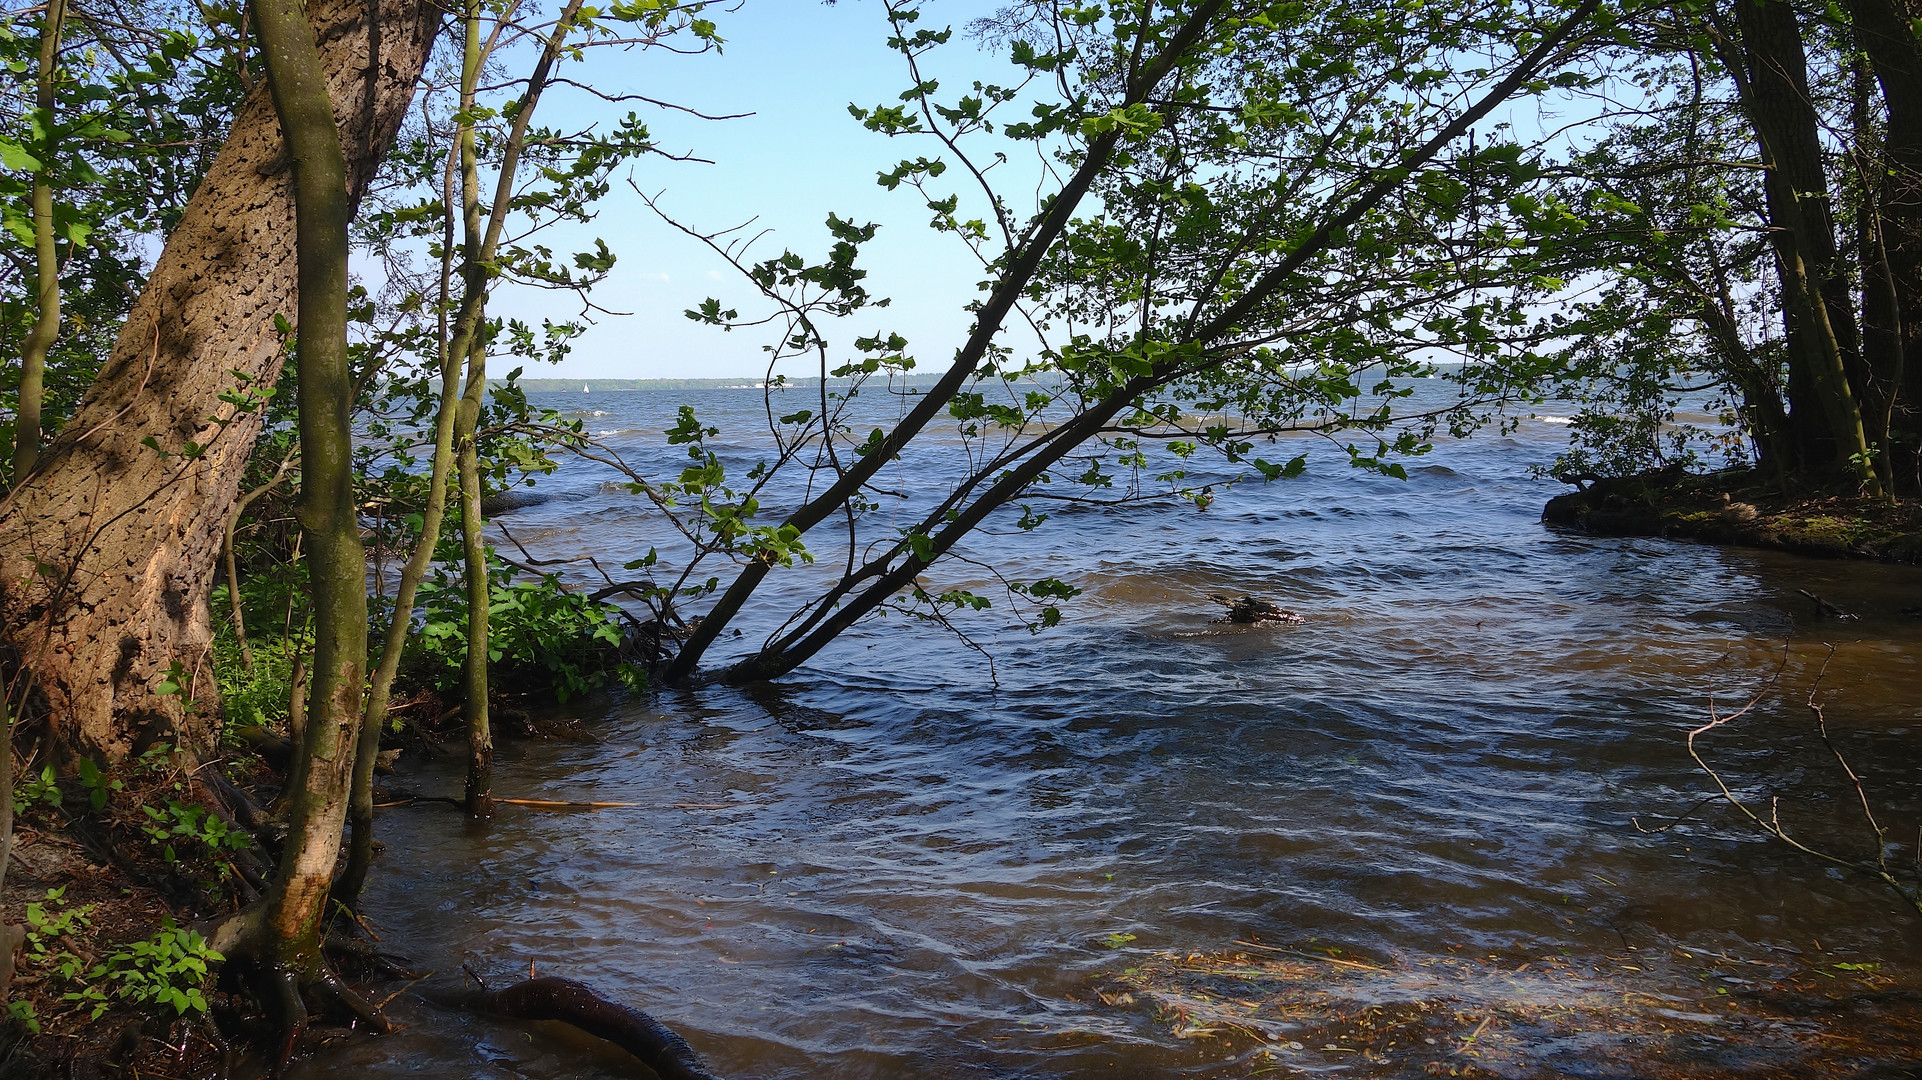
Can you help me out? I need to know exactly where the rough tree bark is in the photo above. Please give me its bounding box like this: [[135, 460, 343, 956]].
[[0, 0, 440, 765]]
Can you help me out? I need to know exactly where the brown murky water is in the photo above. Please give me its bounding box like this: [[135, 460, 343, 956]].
[[297, 387, 1922, 1078]]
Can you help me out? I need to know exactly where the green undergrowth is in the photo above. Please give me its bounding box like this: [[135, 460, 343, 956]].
[[209, 631, 297, 734], [7, 741, 242, 1039]]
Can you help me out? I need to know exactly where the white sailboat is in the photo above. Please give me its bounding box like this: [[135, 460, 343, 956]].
[[583, 383, 590, 393]]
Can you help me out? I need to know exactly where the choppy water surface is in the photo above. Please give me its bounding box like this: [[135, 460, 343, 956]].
[[301, 386, 1922, 1078]]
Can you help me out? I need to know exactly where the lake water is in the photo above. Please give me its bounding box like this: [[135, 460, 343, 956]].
[[297, 383, 1922, 1078]]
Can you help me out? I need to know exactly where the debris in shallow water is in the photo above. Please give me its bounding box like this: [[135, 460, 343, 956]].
[[1796, 588, 1858, 621], [1092, 943, 1922, 1077]]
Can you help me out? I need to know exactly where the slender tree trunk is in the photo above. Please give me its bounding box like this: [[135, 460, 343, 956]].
[[221, 462, 292, 673], [247, 0, 365, 1006], [456, 352, 491, 816], [0, 676, 19, 1003], [454, 0, 492, 817], [342, 0, 585, 870], [338, 149, 463, 911], [0, 0, 438, 767], [15, 0, 67, 486], [437, 0, 585, 815]]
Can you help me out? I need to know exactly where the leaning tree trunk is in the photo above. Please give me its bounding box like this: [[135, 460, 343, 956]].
[[0, 0, 440, 765]]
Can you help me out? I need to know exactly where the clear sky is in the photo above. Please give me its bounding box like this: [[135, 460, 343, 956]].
[[493, 0, 1016, 380]]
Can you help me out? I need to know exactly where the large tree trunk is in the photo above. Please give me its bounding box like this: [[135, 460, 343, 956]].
[[1846, 0, 1922, 486], [0, 0, 440, 765], [1728, 0, 1879, 487]]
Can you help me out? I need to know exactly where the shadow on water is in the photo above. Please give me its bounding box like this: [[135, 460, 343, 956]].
[[296, 390, 1922, 1078]]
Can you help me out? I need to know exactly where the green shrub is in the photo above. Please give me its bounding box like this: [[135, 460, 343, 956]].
[[139, 799, 251, 864], [415, 550, 643, 701]]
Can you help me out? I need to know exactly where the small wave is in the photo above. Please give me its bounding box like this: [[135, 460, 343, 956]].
[[1538, 415, 1575, 425]]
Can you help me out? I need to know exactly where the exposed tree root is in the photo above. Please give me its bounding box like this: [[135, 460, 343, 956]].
[[204, 908, 394, 1073], [467, 976, 724, 1080]]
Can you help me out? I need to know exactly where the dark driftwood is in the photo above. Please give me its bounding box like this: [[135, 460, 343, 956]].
[[1797, 588, 1859, 621], [479, 977, 724, 1080]]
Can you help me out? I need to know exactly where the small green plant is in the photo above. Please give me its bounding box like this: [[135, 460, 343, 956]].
[[139, 798, 250, 864], [12, 763, 61, 815], [22, 887, 95, 984], [7, 999, 39, 1034], [74, 918, 223, 1018], [73, 758, 123, 811], [1099, 932, 1138, 949], [210, 631, 296, 734]]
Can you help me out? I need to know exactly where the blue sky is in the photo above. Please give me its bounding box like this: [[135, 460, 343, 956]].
[[500, 0, 1018, 380]]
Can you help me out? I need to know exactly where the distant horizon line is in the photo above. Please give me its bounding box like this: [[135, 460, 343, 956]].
[[481, 374, 956, 390]]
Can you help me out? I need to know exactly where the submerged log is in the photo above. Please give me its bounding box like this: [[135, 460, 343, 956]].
[[479, 489, 552, 515], [1207, 594, 1305, 625], [478, 977, 725, 1080]]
